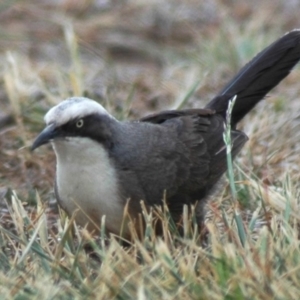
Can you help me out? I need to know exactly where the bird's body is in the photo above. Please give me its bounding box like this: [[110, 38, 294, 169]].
[[54, 137, 124, 234], [32, 30, 300, 238]]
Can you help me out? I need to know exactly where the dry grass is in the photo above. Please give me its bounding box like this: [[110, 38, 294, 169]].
[[1, 0, 300, 299]]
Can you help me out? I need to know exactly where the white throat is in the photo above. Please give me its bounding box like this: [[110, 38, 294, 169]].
[[53, 137, 126, 234]]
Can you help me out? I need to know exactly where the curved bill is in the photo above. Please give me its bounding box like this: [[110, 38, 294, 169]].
[[31, 124, 57, 151]]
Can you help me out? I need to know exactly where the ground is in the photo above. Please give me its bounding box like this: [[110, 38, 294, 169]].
[[1, 1, 300, 299]]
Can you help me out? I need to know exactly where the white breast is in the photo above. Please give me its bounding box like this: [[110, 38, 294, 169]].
[[52, 137, 126, 235]]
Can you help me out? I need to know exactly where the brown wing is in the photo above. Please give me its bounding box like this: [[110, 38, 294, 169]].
[[139, 109, 248, 218], [140, 108, 215, 123]]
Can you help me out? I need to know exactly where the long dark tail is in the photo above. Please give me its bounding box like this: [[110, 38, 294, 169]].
[[205, 29, 300, 126]]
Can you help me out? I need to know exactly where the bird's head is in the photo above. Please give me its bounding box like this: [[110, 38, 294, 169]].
[[31, 97, 116, 151]]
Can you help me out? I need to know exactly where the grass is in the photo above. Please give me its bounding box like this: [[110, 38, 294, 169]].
[[1, 180, 300, 299], [1, 1, 300, 299]]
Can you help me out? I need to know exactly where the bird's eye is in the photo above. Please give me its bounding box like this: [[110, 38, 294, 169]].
[[76, 119, 84, 128]]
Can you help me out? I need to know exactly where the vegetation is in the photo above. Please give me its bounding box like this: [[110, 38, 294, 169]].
[[1, 1, 300, 299]]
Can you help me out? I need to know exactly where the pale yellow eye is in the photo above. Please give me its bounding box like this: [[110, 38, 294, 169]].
[[76, 119, 84, 128]]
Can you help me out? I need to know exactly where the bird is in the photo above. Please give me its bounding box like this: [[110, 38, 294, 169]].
[[32, 29, 300, 238]]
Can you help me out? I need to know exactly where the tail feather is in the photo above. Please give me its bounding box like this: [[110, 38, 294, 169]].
[[205, 29, 300, 126]]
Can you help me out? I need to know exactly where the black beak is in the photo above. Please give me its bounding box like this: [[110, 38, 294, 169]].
[[31, 124, 57, 151]]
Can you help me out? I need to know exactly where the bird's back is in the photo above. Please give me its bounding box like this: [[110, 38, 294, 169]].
[[111, 110, 247, 222]]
